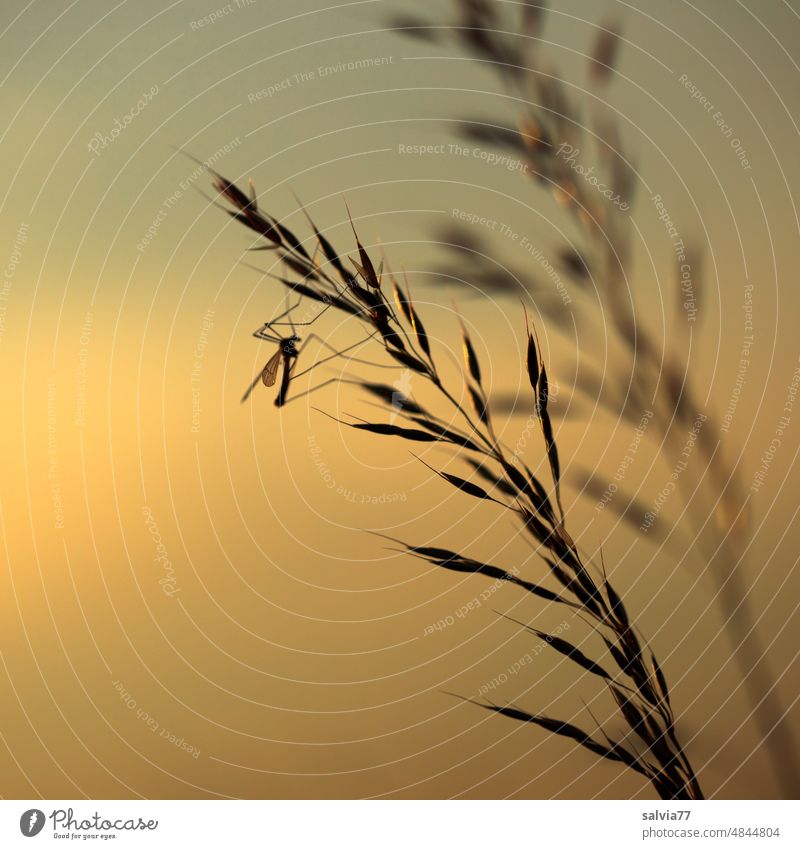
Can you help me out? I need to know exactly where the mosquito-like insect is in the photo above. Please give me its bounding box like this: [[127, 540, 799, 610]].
[[240, 330, 300, 407], [241, 296, 392, 406]]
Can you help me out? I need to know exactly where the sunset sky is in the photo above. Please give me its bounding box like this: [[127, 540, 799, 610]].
[[1, 0, 799, 799]]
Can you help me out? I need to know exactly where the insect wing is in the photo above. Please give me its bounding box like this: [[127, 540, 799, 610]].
[[261, 349, 282, 387]]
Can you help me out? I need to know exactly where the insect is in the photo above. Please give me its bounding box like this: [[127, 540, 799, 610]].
[[241, 329, 301, 407], [240, 297, 311, 406], [241, 297, 391, 406]]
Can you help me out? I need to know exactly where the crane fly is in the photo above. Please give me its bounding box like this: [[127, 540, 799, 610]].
[[241, 297, 394, 407], [241, 330, 300, 406]]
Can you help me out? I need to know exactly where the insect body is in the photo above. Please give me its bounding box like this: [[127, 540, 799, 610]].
[[242, 332, 300, 406], [241, 297, 401, 408]]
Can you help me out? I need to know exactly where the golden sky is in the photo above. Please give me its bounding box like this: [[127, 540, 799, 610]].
[[1, 0, 799, 799]]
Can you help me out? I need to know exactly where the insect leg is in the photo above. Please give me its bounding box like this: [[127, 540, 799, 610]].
[[291, 331, 404, 380], [241, 370, 264, 403], [269, 377, 341, 406], [252, 298, 302, 339]]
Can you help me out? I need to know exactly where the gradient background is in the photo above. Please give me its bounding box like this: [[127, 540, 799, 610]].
[[1, 0, 799, 799]]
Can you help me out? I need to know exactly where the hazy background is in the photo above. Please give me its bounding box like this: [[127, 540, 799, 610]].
[[1, 0, 799, 799]]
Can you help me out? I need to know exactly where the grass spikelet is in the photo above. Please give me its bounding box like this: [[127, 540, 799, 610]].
[[456, 308, 482, 385], [388, 15, 441, 42], [414, 454, 500, 503], [537, 364, 549, 417], [386, 346, 433, 376], [438, 470, 496, 502], [604, 579, 630, 628], [314, 224, 352, 283], [650, 654, 672, 709], [523, 305, 540, 394], [465, 459, 518, 497], [504, 615, 612, 679], [345, 203, 380, 287], [462, 331, 482, 385], [351, 422, 439, 442], [406, 417, 483, 452], [207, 165, 704, 801], [466, 382, 490, 428], [401, 270, 433, 363], [471, 701, 643, 772], [213, 173, 251, 211], [392, 276, 414, 325], [521, 1, 547, 39], [589, 21, 621, 84], [409, 303, 431, 360]]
